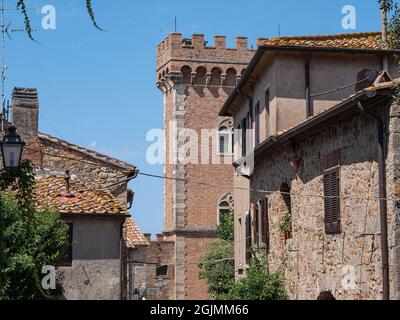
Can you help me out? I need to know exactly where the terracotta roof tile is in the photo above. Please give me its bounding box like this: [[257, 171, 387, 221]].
[[123, 218, 150, 248], [34, 175, 128, 215], [38, 132, 136, 172], [260, 32, 392, 51]]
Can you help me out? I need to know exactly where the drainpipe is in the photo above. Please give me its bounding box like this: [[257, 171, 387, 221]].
[[305, 59, 313, 118], [358, 101, 390, 300]]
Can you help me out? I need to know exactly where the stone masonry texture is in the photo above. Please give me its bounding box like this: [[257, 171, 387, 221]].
[[249, 101, 399, 300]]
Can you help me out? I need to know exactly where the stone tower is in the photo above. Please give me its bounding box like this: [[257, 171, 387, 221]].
[[156, 33, 254, 300]]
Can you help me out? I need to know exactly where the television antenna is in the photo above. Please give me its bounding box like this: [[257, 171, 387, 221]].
[[0, 0, 36, 132]]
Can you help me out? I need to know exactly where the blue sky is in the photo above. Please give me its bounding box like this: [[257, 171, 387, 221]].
[[6, 0, 382, 236]]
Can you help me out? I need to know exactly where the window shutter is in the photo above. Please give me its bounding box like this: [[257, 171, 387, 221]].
[[245, 212, 252, 264], [254, 203, 260, 245], [324, 167, 341, 234], [262, 197, 270, 254]]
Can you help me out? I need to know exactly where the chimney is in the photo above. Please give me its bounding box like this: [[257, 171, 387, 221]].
[[144, 233, 152, 242], [12, 87, 39, 139]]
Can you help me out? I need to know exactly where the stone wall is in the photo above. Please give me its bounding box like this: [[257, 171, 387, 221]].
[[58, 216, 125, 300], [247, 101, 399, 300], [128, 236, 175, 300]]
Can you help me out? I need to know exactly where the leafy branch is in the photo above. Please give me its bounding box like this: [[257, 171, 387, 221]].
[[16, 0, 104, 41], [380, 0, 400, 100]]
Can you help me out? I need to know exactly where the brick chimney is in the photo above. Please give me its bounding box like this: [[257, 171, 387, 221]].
[[12, 87, 39, 139]]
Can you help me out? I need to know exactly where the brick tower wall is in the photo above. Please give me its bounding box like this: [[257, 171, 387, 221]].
[[156, 33, 254, 300]]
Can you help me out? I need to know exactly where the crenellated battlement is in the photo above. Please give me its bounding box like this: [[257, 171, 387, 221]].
[[156, 33, 254, 55], [156, 33, 258, 92]]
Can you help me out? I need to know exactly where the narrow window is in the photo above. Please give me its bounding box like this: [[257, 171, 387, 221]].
[[280, 183, 293, 240], [324, 167, 341, 234], [253, 203, 260, 246], [261, 197, 270, 254], [265, 89, 270, 136], [218, 126, 230, 154], [255, 101, 260, 146], [218, 201, 231, 224], [241, 118, 247, 157], [245, 211, 252, 265], [59, 223, 73, 267]]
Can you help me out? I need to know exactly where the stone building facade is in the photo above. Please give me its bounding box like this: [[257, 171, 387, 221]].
[[156, 34, 254, 299], [220, 32, 400, 299], [249, 90, 399, 300], [5, 87, 144, 300], [126, 233, 175, 300]]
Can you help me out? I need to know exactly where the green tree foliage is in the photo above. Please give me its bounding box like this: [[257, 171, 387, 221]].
[[380, 0, 400, 99], [16, 0, 103, 40], [199, 211, 235, 299], [200, 212, 288, 300], [217, 211, 234, 242], [0, 161, 69, 299], [225, 250, 288, 301], [198, 240, 235, 299]]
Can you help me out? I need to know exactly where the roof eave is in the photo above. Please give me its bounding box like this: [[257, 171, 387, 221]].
[[250, 88, 394, 161], [219, 45, 399, 117]]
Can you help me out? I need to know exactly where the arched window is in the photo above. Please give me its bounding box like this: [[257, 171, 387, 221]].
[[219, 126, 230, 154], [217, 193, 234, 225], [210, 67, 222, 86], [317, 291, 336, 300], [225, 68, 237, 87], [218, 119, 233, 155], [194, 66, 207, 85], [181, 65, 192, 84]]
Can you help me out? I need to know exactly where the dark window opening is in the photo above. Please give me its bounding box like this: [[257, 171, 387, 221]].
[[317, 291, 336, 300], [59, 223, 73, 267], [241, 118, 247, 157], [255, 101, 260, 146], [324, 167, 341, 235], [245, 212, 252, 265], [265, 89, 270, 135], [156, 265, 168, 277], [280, 183, 293, 240]]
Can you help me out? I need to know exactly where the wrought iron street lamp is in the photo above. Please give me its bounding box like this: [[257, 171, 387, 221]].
[[0, 126, 25, 169]]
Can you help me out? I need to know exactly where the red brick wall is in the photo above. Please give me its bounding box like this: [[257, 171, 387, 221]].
[[156, 33, 254, 300]]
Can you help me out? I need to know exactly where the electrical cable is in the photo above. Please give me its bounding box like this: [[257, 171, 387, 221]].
[[24, 148, 400, 202]]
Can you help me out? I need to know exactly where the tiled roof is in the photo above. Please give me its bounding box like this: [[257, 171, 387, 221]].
[[38, 132, 136, 172], [35, 174, 128, 215], [260, 32, 391, 51], [123, 218, 150, 248]]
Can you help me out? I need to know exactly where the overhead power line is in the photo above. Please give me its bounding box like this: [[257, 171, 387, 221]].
[[23, 146, 400, 202]]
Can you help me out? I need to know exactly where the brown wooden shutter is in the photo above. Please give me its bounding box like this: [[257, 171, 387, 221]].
[[323, 167, 341, 234], [261, 197, 270, 254], [245, 212, 252, 264], [254, 203, 260, 245]]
